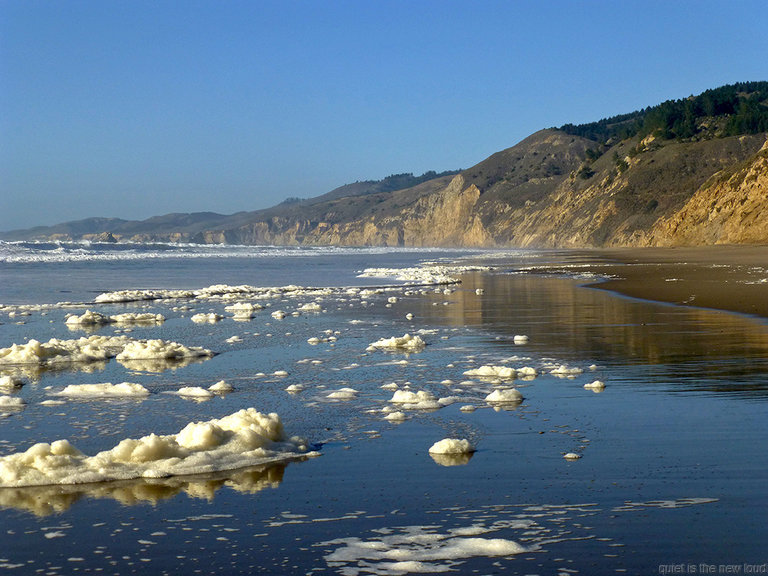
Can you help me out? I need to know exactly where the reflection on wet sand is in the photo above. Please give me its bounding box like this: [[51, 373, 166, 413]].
[[0, 462, 288, 517], [0, 353, 209, 381], [429, 452, 474, 467], [409, 272, 768, 398], [0, 360, 109, 382], [117, 355, 209, 373]]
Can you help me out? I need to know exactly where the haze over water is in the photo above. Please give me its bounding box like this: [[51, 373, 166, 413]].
[[0, 242, 766, 574]]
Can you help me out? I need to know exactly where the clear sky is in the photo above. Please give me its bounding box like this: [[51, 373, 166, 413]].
[[1, 0, 767, 232]]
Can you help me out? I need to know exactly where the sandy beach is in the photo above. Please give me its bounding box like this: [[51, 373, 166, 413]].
[[567, 246, 768, 320]]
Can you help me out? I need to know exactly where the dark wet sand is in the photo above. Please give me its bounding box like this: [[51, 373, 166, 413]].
[[572, 246, 768, 320]]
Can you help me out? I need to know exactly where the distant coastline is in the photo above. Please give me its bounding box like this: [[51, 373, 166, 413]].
[[4, 83, 768, 250]]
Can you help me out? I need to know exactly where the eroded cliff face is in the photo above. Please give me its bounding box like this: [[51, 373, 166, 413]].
[[647, 140, 768, 245], [279, 175, 492, 247], [397, 175, 491, 246], [461, 134, 768, 249]]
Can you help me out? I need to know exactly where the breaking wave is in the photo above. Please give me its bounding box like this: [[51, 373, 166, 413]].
[[0, 241, 458, 264]]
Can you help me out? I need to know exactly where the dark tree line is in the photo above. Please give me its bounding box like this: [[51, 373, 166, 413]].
[[376, 170, 462, 193], [558, 82, 768, 143]]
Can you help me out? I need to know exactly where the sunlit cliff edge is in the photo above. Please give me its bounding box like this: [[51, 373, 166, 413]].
[[4, 83, 768, 249]]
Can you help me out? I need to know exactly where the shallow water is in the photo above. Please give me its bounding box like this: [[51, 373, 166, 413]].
[[0, 244, 767, 574]]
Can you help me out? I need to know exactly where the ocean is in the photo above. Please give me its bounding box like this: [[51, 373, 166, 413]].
[[1, 240, 767, 575]]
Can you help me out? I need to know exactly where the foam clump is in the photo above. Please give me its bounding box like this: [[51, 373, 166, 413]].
[[93, 283, 332, 305], [0, 396, 26, 409], [550, 364, 583, 377], [209, 380, 234, 393], [428, 438, 475, 455], [0, 375, 24, 390], [94, 284, 272, 304], [298, 302, 322, 313], [463, 365, 516, 380], [327, 387, 358, 400], [563, 452, 582, 460], [0, 335, 130, 366], [357, 264, 488, 285], [95, 288, 194, 303], [513, 335, 529, 344], [0, 335, 211, 368], [0, 408, 307, 487], [110, 313, 165, 325], [176, 386, 215, 399], [485, 388, 523, 403], [367, 334, 426, 353], [584, 380, 606, 392], [191, 313, 223, 324], [65, 311, 164, 327], [115, 339, 213, 362], [517, 366, 538, 378], [65, 310, 113, 326], [54, 382, 150, 397], [225, 302, 262, 319], [389, 390, 441, 410]]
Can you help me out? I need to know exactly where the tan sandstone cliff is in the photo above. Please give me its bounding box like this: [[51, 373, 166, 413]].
[[647, 139, 768, 245]]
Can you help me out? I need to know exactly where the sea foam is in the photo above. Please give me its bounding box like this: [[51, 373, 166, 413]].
[[0, 408, 309, 487]]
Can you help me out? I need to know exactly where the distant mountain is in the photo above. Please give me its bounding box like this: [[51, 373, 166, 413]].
[[0, 171, 459, 243], [4, 82, 767, 248]]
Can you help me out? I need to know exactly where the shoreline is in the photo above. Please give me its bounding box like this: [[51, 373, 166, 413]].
[[571, 245, 768, 320]]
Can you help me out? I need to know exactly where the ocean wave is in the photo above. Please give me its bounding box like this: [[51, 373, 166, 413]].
[[0, 241, 463, 264]]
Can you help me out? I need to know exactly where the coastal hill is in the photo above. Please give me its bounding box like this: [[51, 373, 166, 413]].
[[4, 82, 768, 248]]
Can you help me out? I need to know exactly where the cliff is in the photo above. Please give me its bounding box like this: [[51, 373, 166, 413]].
[[4, 83, 768, 249], [647, 139, 768, 245]]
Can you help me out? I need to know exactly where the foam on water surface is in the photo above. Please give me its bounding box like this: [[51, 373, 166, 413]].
[[65, 310, 164, 327], [0, 375, 23, 390], [463, 365, 517, 380], [0, 396, 26, 409], [0, 408, 309, 487], [53, 383, 150, 398], [0, 336, 212, 368], [428, 438, 475, 455], [484, 388, 523, 404], [367, 334, 426, 353]]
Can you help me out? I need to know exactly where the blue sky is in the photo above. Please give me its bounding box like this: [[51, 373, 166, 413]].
[[2, 0, 767, 231]]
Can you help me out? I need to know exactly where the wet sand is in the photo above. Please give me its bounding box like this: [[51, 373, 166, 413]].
[[572, 246, 768, 320]]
